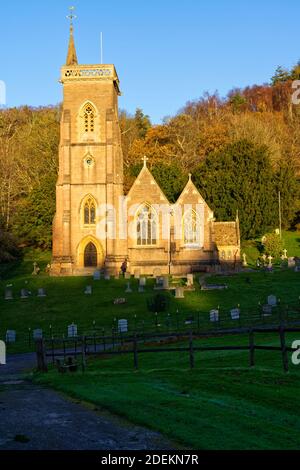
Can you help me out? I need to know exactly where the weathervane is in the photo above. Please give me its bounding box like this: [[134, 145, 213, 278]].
[[67, 6, 77, 29]]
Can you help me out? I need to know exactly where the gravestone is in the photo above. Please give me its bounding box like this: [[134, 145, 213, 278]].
[[113, 298, 126, 305], [124, 272, 131, 280], [32, 262, 40, 275], [288, 257, 296, 268], [134, 269, 141, 279], [4, 288, 13, 300], [230, 308, 240, 320], [139, 277, 146, 287], [33, 329, 43, 340], [295, 266, 300, 273], [210, 309, 219, 322], [162, 276, 169, 290], [267, 295, 277, 307], [0, 341, 5, 365], [114, 273, 120, 280], [186, 274, 194, 287], [125, 282, 132, 293], [93, 270, 101, 281], [37, 288, 47, 298], [104, 273, 111, 281], [84, 285, 92, 295], [138, 285, 145, 293], [175, 287, 184, 299], [20, 289, 30, 299], [185, 316, 194, 325], [68, 323, 78, 338], [118, 319, 128, 333], [262, 304, 272, 316], [6, 330, 16, 343]]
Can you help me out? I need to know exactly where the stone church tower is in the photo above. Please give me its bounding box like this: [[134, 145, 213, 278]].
[[51, 20, 127, 276], [51, 16, 240, 276]]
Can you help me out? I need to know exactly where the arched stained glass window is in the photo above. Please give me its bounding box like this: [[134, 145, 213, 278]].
[[183, 209, 201, 245], [83, 197, 96, 225], [136, 204, 157, 246]]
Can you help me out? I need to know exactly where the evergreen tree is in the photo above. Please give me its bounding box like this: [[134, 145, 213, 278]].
[[193, 140, 279, 239], [271, 66, 291, 85]]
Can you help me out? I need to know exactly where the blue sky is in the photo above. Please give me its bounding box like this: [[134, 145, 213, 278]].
[[0, 0, 299, 123]]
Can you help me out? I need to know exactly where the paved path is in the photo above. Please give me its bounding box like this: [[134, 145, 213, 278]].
[[0, 354, 173, 450]]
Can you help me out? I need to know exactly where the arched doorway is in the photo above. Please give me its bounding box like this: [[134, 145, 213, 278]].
[[84, 242, 97, 267]]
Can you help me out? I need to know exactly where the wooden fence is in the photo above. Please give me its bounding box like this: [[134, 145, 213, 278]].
[[36, 324, 300, 374]]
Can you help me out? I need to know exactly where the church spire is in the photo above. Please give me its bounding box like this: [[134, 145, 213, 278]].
[[66, 6, 78, 66]]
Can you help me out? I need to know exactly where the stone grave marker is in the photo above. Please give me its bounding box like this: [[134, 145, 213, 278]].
[[162, 276, 169, 290], [186, 274, 194, 287], [295, 266, 300, 273], [267, 295, 277, 307], [138, 285, 145, 293], [288, 257, 296, 268], [118, 319, 128, 333], [33, 329, 43, 340], [20, 289, 30, 299], [175, 287, 185, 299], [84, 285, 92, 295], [6, 330, 16, 343], [125, 282, 132, 293], [68, 323, 78, 338], [4, 288, 13, 301], [37, 288, 47, 298], [210, 309, 219, 322], [139, 277, 146, 287], [93, 271, 101, 281], [124, 272, 131, 280], [32, 262, 40, 275], [104, 273, 111, 281], [0, 341, 5, 364], [230, 308, 240, 320], [134, 269, 141, 279]]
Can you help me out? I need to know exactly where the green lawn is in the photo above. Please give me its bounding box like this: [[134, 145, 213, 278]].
[[33, 332, 300, 450], [1, 232, 300, 353]]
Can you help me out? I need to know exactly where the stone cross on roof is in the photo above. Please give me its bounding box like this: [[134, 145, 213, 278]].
[[142, 156, 149, 168]]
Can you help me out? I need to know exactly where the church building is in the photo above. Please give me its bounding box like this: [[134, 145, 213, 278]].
[[50, 20, 240, 277]]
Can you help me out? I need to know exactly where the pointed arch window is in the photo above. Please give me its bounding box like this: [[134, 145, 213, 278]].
[[83, 103, 95, 134], [183, 209, 201, 246], [83, 196, 96, 226], [136, 204, 158, 246]]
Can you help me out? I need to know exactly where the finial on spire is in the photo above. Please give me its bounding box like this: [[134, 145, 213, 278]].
[[142, 156, 149, 168], [66, 6, 78, 66]]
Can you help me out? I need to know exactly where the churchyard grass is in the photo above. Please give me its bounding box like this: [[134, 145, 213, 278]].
[[1, 231, 300, 353], [33, 331, 300, 450]]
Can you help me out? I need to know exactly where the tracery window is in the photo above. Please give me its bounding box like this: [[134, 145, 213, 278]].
[[83, 103, 95, 133], [183, 209, 201, 245], [136, 204, 158, 246], [83, 197, 96, 225]]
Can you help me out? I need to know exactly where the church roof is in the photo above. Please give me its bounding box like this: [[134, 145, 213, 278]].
[[213, 221, 240, 246], [126, 159, 169, 204]]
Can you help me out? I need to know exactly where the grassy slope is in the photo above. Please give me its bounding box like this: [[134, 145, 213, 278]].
[[0, 231, 300, 352], [34, 332, 300, 450], [242, 230, 300, 265]]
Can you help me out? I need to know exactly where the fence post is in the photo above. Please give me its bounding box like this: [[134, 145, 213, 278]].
[[81, 336, 86, 373], [189, 330, 194, 369], [133, 334, 138, 370], [279, 324, 289, 373], [249, 328, 255, 367], [36, 339, 48, 372]]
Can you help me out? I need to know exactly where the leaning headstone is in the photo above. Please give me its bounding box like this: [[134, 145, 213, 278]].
[[6, 330, 16, 343], [125, 282, 132, 293], [230, 308, 240, 320], [37, 288, 47, 298], [210, 309, 219, 322], [84, 285, 92, 295], [4, 288, 13, 300], [118, 319, 128, 333], [267, 295, 277, 307], [93, 270, 101, 281], [175, 287, 184, 299], [288, 257, 296, 268], [68, 323, 78, 338], [186, 274, 194, 287], [33, 329, 43, 340], [20, 289, 29, 299]]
